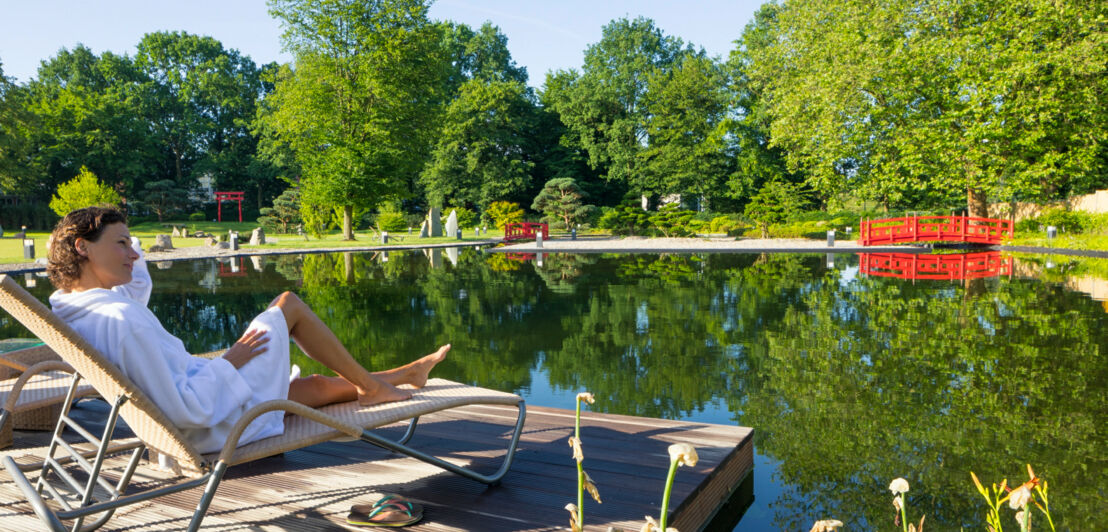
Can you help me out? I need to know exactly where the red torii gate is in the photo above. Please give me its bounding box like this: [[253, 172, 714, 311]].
[[214, 191, 244, 222]]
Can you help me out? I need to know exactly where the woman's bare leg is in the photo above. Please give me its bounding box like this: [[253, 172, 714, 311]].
[[287, 345, 453, 407], [271, 291, 448, 406]]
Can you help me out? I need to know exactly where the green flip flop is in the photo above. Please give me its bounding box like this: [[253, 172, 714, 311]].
[[347, 501, 422, 528]]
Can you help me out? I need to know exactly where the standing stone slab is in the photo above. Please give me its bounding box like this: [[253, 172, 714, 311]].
[[445, 210, 458, 238], [249, 227, 266, 246], [171, 226, 181, 237], [428, 207, 443, 237], [419, 220, 429, 238]]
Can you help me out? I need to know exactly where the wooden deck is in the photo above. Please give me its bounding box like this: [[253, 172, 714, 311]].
[[1, 400, 753, 531]]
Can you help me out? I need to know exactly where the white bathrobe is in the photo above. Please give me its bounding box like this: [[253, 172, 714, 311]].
[[49, 238, 289, 454]]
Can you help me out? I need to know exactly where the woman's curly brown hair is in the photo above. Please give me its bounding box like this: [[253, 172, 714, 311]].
[[47, 206, 127, 290]]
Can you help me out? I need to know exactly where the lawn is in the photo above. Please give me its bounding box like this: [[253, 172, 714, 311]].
[[0, 220, 508, 265]]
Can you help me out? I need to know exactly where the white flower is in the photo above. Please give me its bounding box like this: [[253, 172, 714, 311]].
[[1008, 486, 1031, 510], [577, 392, 595, 404], [889, 477, 910, 495], [569, 437, 584, 463], [668, 443, 699, 467], [892, 494, 903, 511]]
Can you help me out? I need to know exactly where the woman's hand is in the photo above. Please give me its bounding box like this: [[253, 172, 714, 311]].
[[222, 329, 270, 369]]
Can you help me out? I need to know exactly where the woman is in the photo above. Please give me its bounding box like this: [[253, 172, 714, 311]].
[[46, 206, 448, 454]]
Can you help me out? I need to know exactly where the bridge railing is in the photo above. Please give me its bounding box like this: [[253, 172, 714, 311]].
[[860, 215, 1013, 246], [503, 222, 549, 242], [859, 252, 1012, 280]]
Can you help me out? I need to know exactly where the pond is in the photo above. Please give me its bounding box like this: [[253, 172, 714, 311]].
[[2, 248, 1105, 531]]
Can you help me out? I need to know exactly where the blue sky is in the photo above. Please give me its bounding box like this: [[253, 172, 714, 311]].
[[0, 0, 763, 88]]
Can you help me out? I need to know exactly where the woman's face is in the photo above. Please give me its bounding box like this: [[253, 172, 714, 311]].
[[74, 222, 138, 291]]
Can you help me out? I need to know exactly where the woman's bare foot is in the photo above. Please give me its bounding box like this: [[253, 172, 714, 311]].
[[404, 344, 450, 388], [356, 378, 412, 406]]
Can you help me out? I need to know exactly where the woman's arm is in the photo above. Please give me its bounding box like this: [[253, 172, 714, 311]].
[[112, 236, 152, 306], [119, 322, 254, 429]]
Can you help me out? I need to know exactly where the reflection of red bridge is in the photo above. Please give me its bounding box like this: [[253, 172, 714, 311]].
[[859, 252, 1012, 280], [503, 222, 549, 242], [860, 215, 1013, 245]]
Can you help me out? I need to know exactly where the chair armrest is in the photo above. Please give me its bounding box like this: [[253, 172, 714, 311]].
[[3, 360, 75, 411], [217, 399, 362, 462]]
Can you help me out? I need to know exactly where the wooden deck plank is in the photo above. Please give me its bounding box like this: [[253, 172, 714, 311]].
[[2, 401, 753, 531]]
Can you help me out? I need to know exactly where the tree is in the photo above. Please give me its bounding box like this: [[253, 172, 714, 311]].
[[49, 166, 122, 216], [262, 0, 449, 240], [135, 32, 271, 205], [639, 53, 730, 199], [22, 46, 156, 201], [421, 79, 536, 211], [137, 179, 190, 222], [744, 180, 808, 238], [0, 60, 37, 195], [532, 178, 596, 230], [546, 18, 690, 192], [719, 4, 802, 206], [744, 0, 1108, 215], [258, 186, 302, 233], [483, 201, 524, 230]]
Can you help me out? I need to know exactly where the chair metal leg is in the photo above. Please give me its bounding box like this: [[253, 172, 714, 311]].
[[187, 461, 228, 532], [359, 399, 526, 485]]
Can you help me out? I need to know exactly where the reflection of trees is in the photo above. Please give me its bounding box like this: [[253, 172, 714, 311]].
[[543, 253, 819, 418], [533, 253, 598, 294], [296, 249, 551, 391], [738, 273, 1107, 530]]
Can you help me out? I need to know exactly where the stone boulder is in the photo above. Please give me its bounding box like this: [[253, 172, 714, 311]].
[[154, 234, 174, 250], [249, 227, 266, 246], [171, 226, 181, 237]]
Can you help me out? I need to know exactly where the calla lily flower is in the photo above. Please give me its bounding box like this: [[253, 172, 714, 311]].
[[668, 443, 698, 467]]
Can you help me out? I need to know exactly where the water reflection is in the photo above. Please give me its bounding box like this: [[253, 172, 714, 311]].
[[859, 251, 1012, 280], [1, 250, 1104, 531]]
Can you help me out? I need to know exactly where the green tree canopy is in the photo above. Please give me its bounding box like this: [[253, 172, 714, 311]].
[[49, 165, 122, 216], [744, 0, 1108, 214], [421, 79, 536, 211], [639, 53, 730, 199], [531, 177, 596, 230], [545, 17, 690, 192], [262, 0, 450, 239]]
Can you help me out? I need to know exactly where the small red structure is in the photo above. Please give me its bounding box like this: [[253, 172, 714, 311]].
[[860, 215, 1013, 246], [214, 191, 245, 222], [503, 222, 549, 242], [859, 252, 1012, 280]]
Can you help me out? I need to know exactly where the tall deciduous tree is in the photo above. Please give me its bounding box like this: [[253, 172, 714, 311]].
[[0, 60, 36, 195], [262, 0, 449, 239], [421, 79, 535, 211], [546, 17, 690, 192], [745, 0, 1108, 215], [639, 53, 730, 199], [135, 32, 271, 200], [22, 46, 155, 201]]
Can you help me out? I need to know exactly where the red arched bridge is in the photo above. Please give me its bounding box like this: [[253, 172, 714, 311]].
[[860, 215, 1013, 246], [859, 252, 1012, 280], [503, 222, 549, 242]]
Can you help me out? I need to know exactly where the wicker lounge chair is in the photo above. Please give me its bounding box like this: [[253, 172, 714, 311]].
[[0, 274, 526, 532]]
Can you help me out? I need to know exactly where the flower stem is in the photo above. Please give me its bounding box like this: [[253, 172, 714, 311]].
[[575, 397, 584, 531], [659, 457, 680, 530]]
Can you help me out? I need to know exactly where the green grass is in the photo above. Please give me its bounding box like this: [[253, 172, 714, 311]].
[[0, 221, 508, 265], [1008, 232, 1108, 251]]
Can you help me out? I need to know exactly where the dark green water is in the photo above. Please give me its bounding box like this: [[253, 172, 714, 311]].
[[2, 249, 1105, 531]]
